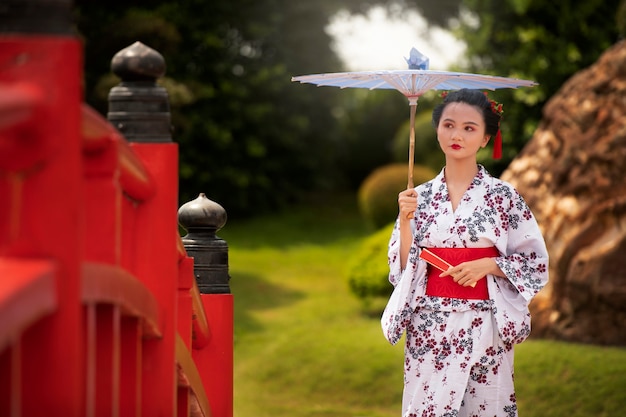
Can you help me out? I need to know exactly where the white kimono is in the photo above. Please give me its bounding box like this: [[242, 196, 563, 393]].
[[383, 165, 549, 417]]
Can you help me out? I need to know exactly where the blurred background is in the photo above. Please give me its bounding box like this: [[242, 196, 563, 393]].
[[75, 0, 623, 218]]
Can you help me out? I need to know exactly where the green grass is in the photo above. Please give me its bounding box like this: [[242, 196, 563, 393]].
[[219, 193, 626, 417], [515, 341, 626, 416]]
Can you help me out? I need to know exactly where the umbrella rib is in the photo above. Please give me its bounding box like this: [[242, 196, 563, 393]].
[[336, 76, 395, 90]]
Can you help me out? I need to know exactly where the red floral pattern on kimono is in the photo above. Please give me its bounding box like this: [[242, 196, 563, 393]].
[[384, 165, 549, 417]]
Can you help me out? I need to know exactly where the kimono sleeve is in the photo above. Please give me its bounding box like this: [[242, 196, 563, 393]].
[[494, 187, 549, 303], [387, 213, 422, 287], [387, 218, 404, 287], [383, 216, 428, 345]]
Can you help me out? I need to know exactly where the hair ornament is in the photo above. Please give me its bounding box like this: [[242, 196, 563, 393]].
[[484, 92, 504, 117], [492, 129, 502, 159]]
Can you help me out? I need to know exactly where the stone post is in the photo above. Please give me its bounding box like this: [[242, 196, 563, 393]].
[[107, 41, 172, 143], [178, 193, 230, 294]]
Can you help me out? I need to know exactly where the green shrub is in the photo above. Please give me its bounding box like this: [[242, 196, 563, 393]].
[[358, 163, 435, 229], [346, 223, 395, 305]]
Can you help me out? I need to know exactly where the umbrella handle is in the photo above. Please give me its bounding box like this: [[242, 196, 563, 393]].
[[406, 102, 417, 219], [407, 102, 417, 189]]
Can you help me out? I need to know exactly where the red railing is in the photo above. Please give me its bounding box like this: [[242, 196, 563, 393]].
[[0, 31, 232, 417]]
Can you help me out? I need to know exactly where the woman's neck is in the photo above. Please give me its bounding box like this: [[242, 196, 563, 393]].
[[443, 161, 479, 212], [444, 160, 479, 185]]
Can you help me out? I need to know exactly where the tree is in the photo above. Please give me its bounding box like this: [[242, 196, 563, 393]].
[[404, 0, 623, 174], [76, 0, 622, 216], [74, 0, 359, 216]]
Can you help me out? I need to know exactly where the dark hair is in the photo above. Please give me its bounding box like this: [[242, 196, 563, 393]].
[[431, 89, 501, 136]]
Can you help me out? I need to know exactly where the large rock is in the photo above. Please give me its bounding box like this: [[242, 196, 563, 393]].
[[501, 40, 626, 346]]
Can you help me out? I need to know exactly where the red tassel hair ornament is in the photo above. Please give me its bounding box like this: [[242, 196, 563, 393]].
[[493, 129, 502, 159]]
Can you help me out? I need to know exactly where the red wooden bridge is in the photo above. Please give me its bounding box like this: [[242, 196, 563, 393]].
[[0, 3, 233, 417]]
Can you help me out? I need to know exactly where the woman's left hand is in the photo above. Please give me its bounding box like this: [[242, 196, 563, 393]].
[[439, 257, 500, 287]]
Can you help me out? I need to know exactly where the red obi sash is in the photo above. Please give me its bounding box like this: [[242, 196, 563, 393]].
[[424, 247, 500, 300]]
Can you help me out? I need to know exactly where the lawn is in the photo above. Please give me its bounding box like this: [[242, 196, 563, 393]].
[[219, 193, 626, 417]]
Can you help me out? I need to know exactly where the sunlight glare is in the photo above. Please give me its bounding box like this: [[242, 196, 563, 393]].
[[326, 6, 466, 71]]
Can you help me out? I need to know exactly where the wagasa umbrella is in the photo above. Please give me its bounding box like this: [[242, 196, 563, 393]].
[[292, 48, 537, 188]]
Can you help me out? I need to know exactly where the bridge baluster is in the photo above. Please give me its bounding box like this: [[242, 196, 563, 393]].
[[179, 193, 233, 417]]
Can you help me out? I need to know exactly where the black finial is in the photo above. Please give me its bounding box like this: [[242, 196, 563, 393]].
[[111, 41, 166, 82], [178, 194, 230, 294], [107, 42, 172, 143]]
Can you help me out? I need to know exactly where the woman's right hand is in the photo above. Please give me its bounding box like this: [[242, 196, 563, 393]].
[[398, 188, 418, 220]]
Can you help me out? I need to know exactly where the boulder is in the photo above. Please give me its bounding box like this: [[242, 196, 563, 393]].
[[501, 40, 626, 346]]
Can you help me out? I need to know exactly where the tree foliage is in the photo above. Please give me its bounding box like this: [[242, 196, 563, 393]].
[[405, 0, 624, 174], [73, 0, 625, 216], [75, 0, 360, 216]]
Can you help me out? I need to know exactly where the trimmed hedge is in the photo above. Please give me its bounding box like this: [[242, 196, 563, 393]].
[[346, 223, 395, 302], [358, 163, 435, 229]]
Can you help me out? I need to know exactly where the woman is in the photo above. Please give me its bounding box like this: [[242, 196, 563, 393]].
[[385, 89, 549, 417]]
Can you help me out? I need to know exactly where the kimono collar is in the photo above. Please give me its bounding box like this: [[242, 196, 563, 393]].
[[432, 165, 499, 215], [436, 165, 491, 190]]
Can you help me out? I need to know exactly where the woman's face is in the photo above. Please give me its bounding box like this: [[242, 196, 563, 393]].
[[436, 102, 490, 161]]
